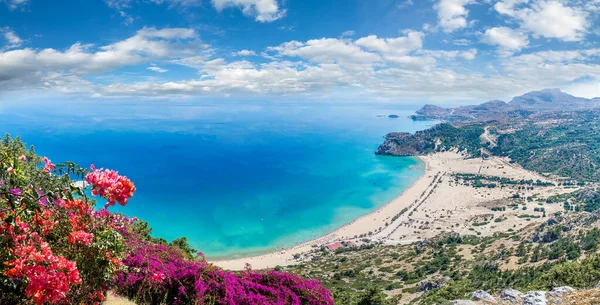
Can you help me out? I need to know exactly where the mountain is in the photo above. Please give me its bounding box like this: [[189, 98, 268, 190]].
[[412, 89, 600, 122], [509, 88, 597, 110]]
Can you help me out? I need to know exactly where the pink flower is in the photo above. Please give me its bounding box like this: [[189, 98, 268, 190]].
[[85, 167, 136, 208], [149, 272, 166, 283], [18, 155, 26, 162], [6, 167, 14, 174], [42, 157, 55, 174], [68, 231, 94, 246]]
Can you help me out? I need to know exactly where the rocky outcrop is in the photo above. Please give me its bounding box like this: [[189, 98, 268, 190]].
[[375, 131, 436, 156], [453, 287, 580, 305], [376, 123, 484, 157], [471, 290, 497, 303], [547, 286, 575, 304], [500, 288, 524, 303], [411, 104, 453, 121], [523, 291, 547, 305], [451, 300, 477, 305], [419, 275, 450, 291]]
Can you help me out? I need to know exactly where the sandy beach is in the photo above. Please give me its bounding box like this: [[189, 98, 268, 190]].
[[212, 151, 574, 271]]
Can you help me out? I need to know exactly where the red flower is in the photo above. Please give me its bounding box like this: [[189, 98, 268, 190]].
[[85, 168, 136, 208]]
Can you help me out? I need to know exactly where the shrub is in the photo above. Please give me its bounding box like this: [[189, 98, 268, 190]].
[[0, 136, 130, 304]]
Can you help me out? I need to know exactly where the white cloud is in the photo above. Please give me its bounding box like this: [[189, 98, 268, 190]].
[[482, 26, 529, 54], [232, 49, 257, 56], [434, 0, 476, 32], [1, 25, 598, 104], [94, 44, 600, 103], [148, 65, 168, 73], [564, 78, 600, 99], [495, 0, 589, 41], [211, 0, 285, 22], [0, 27, 203, 91], [452, 38, 472, 46], [1, 28, 23, 49], [268, 38, 381, 67], [424, 49, 478, 60], [355, 31, 424, 55], [2, 0, 28, 10]]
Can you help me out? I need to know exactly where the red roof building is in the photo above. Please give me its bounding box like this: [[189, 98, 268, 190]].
[[326, 242, 344, 251]]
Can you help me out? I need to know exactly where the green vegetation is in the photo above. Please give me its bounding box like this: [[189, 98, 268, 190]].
[[380, 110, 600, 182], [490, 111, 600, 181], [280, 209, 600, 304]]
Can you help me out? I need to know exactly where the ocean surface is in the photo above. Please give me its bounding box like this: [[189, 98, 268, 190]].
[[0, 101, 434, 258]]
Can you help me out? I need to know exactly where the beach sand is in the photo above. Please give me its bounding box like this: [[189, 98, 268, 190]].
[[212, 151, 574, 271]]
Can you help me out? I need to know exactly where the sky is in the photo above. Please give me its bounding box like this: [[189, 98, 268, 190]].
[[0, 0, 599, 104]]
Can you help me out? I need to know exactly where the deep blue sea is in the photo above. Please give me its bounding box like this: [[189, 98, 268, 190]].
[[0, 100, 433, 258]]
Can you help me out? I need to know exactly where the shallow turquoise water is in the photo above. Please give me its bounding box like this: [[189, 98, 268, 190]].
[[0, 101, 433, 258]]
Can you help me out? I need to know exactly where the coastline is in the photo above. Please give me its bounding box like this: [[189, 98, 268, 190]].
[[211, 151, 572, 271], [211, 156, 435, 270]]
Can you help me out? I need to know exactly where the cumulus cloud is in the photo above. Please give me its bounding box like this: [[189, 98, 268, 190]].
[[0, 23, 598, 104], [94, 43, 600, 102], [434, 0, 476, 32], [494, 0, 589, 41], [0, 27, 203, 92], [482, 27, 529, 55], [211, 0, 285, 22], [268, 38, 382, 66], [355, 31, 424, 55]]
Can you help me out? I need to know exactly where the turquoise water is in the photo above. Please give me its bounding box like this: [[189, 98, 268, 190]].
[[0, 101, 433, 258]]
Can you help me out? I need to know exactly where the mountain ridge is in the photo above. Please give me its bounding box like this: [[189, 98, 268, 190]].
[[411, 89, 600, 122]]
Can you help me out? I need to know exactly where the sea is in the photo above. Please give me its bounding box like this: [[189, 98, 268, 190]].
[[0, 100, 434, 259]]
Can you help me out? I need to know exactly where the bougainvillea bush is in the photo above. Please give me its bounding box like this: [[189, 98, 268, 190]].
[[114, 235, 334, 305], [0, 135, 333, 305]]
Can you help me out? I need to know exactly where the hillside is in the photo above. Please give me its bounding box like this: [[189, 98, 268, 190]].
[[380, 97, 600, 182], [276, 188, 600, 304]]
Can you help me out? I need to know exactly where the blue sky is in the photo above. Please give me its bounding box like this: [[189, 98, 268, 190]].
[[0, 0, 599, 104]]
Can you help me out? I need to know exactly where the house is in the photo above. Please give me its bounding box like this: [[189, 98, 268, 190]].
[[325, 242, 344, 251]]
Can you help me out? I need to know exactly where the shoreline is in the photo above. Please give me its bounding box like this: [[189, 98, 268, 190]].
[[211, 151, 570, 271], [211, 156, 436, 270]]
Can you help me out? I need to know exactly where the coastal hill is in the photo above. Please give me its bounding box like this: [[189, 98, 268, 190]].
[[378, 90, 600, 182], [410, 89, 600, 122]]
